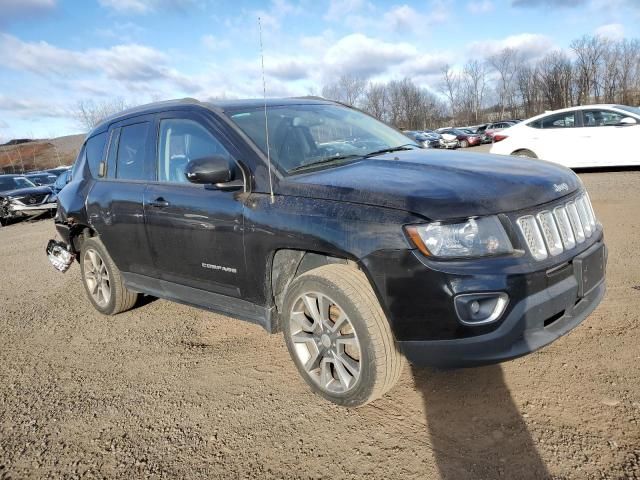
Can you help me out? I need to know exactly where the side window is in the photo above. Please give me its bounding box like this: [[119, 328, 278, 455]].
[[85, 132, 107, 178], [157, 118, 234, 183], [116, 122, 151, 181], [539, 112, 576, 129], [582, 110, 625, 127]]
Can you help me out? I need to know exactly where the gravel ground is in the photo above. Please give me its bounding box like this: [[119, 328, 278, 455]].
[[0, 168, 639, 479]]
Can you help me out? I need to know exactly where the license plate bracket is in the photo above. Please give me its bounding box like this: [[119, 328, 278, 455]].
[[574, 243, 605, 298]]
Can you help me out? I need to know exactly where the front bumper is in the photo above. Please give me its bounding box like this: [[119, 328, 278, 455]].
[[399, 274, 605, 368], [10, 202, 57, 214]]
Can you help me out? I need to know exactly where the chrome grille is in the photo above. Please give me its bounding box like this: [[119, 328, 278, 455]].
[[516, 193, 599, 260]]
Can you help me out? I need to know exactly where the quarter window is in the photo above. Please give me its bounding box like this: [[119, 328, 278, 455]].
[[85, 132, 107, 178], [157, 118, 233, 183], [116, 122, 151, 181]]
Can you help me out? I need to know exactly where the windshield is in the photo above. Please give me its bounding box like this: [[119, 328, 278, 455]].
[[615, 105, 640, 117], [28, 174, 56, 184], [228, 104, 418, 173], [0, 176, 36, 191]]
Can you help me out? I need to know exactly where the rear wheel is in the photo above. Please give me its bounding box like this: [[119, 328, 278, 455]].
[[80, 236, 138, 315], [512, 149, 537, 158], [460, 139, 469, 148], [282, 264, 404, 407]]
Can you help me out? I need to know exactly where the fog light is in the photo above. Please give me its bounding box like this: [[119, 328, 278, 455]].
[[454, 292, 509, 326]]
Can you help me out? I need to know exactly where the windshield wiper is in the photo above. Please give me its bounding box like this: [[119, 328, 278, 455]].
[[288, 154, 362, 174], [362, 144, 419, 158]]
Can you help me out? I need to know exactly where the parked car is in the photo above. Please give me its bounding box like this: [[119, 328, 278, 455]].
[[47, 98, 606, 407], [0, 174, 57, 225], [476, 121, 516, 143], [432, 129, 459, 149], [490, 104, 640, 168], [25, 172, 58, 186], [437, 128, 482, 148], [403, 130, 440, 148], [46, 166, 72, 177], [52, 169, 71, 194]]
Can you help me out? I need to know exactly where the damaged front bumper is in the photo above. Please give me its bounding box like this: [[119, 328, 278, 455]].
[[46, 239, 75, 273]]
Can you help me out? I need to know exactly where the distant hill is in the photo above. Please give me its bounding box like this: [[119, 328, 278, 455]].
[[0, 133, 85, 173]]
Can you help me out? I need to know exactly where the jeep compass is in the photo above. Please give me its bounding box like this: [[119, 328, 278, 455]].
[[47, 98, 606, 407]]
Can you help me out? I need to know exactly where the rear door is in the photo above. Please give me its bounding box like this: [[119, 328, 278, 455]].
[[529, 111, 586, 167], [143, 110, 247, 298], [87, 115, 156, 275]]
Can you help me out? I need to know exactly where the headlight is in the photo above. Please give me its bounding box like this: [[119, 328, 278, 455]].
[[406, 216, 514, 258]]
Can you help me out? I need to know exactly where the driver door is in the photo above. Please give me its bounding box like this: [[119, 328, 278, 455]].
[[143, 111, 247, 298]]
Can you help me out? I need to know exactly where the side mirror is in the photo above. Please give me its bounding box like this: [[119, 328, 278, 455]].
[[185, 156, 232, 185], [617, 116, 638, 126]]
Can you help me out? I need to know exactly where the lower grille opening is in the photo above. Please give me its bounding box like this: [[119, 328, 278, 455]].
[[544, 310, 565, 328]]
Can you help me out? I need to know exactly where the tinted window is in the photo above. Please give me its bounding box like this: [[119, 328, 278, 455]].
[[532, 112, 576, 129], [582, 110, 625, 127], [116, 122, 150, 181], [157, 119, 234, 183], [85, 132, 107, 177]]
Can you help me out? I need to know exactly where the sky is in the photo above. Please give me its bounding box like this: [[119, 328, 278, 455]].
[[0, 0, 639, 139]]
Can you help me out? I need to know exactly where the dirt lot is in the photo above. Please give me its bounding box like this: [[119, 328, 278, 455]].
[[0, 168, 639, 479]]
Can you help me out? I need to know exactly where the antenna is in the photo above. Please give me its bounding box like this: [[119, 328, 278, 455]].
[[258, 17, 275, 204]]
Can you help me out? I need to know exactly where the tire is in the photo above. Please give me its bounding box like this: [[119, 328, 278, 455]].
[[80, 236, 138, 315], [512, 149, 537, 158], [460, 139, 469, 148], [282, 264, 404, 407]]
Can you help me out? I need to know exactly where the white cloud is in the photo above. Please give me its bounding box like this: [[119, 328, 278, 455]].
[[325, 0, 367, 19], [201, 34, 230, 51], [0, 95, 67, 119], [98, 0, 198, 14], [469, 33, 554, 60], [467, 0, 494, 13], [324, 33, 418, 77], [0, 33, 196, 92], [0, 119, 9, 129], [383, 5, 424, 33], [595, 23, 625, 40], [0, 0, 56, 24]]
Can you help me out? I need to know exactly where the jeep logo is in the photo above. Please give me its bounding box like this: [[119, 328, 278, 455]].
[[553, 183, 569, 193]]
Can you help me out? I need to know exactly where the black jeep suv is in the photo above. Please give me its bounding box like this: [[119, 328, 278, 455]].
[[48, 98, 606, 407]]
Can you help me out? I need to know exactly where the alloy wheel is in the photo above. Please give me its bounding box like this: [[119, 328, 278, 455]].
[[289, 292, 362, 394], [83, 248, 111, 308]]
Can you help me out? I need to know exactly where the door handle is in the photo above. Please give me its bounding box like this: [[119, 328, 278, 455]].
[[149, 197, 170, 208]]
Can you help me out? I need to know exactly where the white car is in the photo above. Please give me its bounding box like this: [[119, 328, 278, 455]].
[[490, 104, 640, 168]]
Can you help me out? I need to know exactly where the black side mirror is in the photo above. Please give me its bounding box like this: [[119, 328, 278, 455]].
[[185, 156, 232, 185]]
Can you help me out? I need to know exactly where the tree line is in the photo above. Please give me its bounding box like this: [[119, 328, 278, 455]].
[[321, 35, 640, 130]]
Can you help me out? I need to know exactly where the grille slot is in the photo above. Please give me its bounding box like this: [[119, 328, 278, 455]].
[[517, 193, 598, 260], [516, 215, 548, 261]]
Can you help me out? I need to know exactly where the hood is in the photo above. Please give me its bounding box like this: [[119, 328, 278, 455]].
[[0, 185, 53, 198], [279, 150, 581, 220], [440, 133, 457, 141]]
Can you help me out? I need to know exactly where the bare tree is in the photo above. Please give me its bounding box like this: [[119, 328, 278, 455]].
[[72, 98, 134, 131], [361, 82, 388, 120], [321, 74, 367, 107], [462, 60, 487, 123], [487, 48, 521, 119], [439, 65, 461, 124]]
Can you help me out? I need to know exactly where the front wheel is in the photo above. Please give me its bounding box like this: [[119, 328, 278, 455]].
[[460, 139, 469, 148], [282, 264, 404, 407], [80, 236, 138, 315]]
